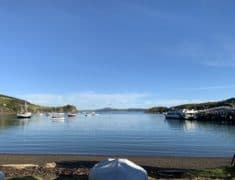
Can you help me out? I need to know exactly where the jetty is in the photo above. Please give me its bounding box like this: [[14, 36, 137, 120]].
[[196, 106, 235, 123], [164, 106, 235, 123]]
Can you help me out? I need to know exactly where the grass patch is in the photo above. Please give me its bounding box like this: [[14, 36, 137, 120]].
[[190, 166, 235, 179]]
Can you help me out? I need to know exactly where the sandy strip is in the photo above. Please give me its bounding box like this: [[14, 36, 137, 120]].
[[0, 154, 231, 169]]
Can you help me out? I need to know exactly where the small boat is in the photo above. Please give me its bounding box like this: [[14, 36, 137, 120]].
[[51, 113, 65, 120], [17, 112, 32, 118], [17, 102, 32, 118], [68, 112, 77, 117], [165, 111, 183, 119], [84, 112, 96, 117], [182, 109, 198, 120]]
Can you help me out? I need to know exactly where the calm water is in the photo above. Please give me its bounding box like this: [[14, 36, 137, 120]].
[[0, 112, 235, 157]]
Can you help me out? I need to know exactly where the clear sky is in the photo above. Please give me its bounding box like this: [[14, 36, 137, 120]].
[[1, 0, 235, 109]]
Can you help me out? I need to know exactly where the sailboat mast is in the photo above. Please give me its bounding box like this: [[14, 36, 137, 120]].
[[25, 101, 28, 112]]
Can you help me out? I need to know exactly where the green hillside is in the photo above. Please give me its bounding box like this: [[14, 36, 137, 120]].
[[146, 98, 235, 113], [174, 98, 235, 110], [145, 106, 169, 113], [0, 94, 78, 114]]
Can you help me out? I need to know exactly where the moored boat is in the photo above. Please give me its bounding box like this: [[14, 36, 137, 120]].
[[68, 112, 77, 117], [182, 109, 198, 120], [51, 113, 65, 120], [165, 110, 183, 119], [17, 102, 32, 118], [17, 112, 32, 118]]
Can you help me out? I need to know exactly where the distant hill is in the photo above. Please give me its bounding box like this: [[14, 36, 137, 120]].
[[146, 98, 235, 113], [94, 107, 146, 112], [0, 94, 78, 114]]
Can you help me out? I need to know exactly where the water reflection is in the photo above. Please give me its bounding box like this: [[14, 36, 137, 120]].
[[183, 120, 198, 132], [0, 113, 235, 156], [19, 118, 30, 125], [164, 119, 185, 129], [0, 115, 32, 130], [51, 119, 65, 123], [165, 118, 235, 134]]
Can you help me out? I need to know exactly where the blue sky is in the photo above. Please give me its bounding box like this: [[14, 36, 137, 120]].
[[0, 0, 235, 109]]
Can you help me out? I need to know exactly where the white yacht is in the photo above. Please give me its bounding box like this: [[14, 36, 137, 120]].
[[182, 109, 198, 120], [68, 112, 77, 117], [51, 113, 65, 121], [17, 102, 32, 118]]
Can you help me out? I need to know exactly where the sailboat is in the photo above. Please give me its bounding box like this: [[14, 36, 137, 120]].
[[51, 108, 65, 121], [68, 110, 77, 117], [51, 112, 65, 120], [17, 102, 32, 118], [67, 113, 77, 117]]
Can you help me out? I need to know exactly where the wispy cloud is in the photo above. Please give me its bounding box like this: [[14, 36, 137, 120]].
[[197, 40, 235, 68], [177, 85, 235, 91], [19, 92, 220, 109], [158, 36, 235, 68], [20, 92, 150, 110], [136, 98, 219, 108], [120, 0, 191, 21], [202, 59, 235, 68], [155, 99, 216, 106]]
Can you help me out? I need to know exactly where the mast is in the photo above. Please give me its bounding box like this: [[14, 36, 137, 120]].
[[20, 104, 24, 113], [24, 101, 28, 112]]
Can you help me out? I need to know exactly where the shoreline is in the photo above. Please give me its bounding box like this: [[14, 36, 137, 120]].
[[0, 154, 231, 169], [0, 112, 15, 115]]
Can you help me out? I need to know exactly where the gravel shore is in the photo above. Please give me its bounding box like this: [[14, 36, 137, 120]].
[[0, 154, 232, 179], [0, 154, 231, 169]]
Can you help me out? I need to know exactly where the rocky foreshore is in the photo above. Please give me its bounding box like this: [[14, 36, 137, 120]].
[[0, 154, 233, 179], [1, 162, 234, 179], [0, 165, 89, 179]]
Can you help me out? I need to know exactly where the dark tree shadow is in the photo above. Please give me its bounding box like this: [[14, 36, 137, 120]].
[[56, 160, 98, 169]]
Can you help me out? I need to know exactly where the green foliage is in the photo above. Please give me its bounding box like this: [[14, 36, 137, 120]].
[[190, 166, 235, 179], [146, 98, 235, 113], [174, 98, 235, 110], [145, 106, 168, 113]]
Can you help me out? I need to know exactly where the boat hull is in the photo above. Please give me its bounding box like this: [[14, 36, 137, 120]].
[[17, 115, 31, 119], [17, 112, 32, 118], [51, 113, 65, 121], [51, 117, 65, 121], [68, 113, 77, 117], [165, 115, 182, 119], [183, 115, 196, 120]]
